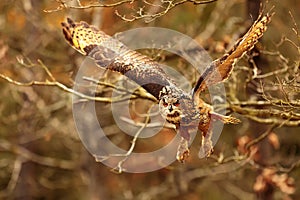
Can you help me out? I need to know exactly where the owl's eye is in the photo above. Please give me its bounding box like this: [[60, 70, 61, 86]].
[[162, 99, 168, 107], [173, 100, 180, 107]]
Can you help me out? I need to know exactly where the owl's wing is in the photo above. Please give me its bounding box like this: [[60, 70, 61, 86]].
[[192, 12, 274, 101], [61, 18, 174, 100]]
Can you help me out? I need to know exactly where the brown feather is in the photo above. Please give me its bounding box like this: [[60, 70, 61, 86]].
[[61, 18, 176, 100], [193, 12, 274, 103]]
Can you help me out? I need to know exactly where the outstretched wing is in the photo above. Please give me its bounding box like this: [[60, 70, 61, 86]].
[[61, 18, 175, 100], [192, 12, 274, 101]]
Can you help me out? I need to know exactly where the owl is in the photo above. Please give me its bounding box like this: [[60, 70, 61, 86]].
[[62, 11, 273, 162]]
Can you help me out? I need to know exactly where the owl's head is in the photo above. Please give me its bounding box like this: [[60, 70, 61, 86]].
[[158, 86, 182, 123]]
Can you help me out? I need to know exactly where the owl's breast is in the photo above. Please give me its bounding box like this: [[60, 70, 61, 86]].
[[180, 111, 200, 127], [166, 111, 181, 124]]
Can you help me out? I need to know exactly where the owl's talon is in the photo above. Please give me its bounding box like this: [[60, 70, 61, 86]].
[[61, 14, 272, 164], [198, 146, 214, 158], [176, 149, 190, 163], [176, 137, 190, 162]]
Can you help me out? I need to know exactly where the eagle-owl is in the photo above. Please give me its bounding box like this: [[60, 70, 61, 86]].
[[158, 86, 182, 125], [62, 11, 273, 162]]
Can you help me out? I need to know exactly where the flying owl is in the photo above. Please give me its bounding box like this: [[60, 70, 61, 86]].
[[62, 12, 272, 162]]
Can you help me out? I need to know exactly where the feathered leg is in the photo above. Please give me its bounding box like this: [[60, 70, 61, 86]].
[[198, 124, 214, 158], [176, 126, 190, 162], [176, 137, 190, 162]]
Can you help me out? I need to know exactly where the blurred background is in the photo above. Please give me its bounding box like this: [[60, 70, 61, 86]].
[[0, 0, 300, 199]]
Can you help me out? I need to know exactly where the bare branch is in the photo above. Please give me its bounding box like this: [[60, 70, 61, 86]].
[[94, 106, 153, 173], [45, 0, 217, 22], [0, 157, 23, 198], [0, 59, 157, 103], [245, 125, 277, 152], [0, 139, 76, 170]]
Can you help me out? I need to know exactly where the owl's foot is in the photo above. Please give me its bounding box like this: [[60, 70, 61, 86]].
[[198, 145, 214, 158], [176, 149, 190, 163], [176, 137, 190, 163]]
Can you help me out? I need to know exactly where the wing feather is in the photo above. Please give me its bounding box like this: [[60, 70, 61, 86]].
[[61, 18, 174, 100], [192, 12, 274, 101]]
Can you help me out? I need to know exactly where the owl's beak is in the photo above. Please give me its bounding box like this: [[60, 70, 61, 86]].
[[168, 105, 173, 112]]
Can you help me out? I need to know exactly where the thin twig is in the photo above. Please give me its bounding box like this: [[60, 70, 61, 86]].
[[0, 139, 76, 170], [95, 106, 154, 173], [45, 0, 217, 22], [0, 157, 23, 198], [245, 124, 277, 152]]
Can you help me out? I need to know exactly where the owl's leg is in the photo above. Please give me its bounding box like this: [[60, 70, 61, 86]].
[[176, 137, 190, 162], [177, 125, 190, 141], [198, 129, 214, 158], [176, 126, 190, 162]]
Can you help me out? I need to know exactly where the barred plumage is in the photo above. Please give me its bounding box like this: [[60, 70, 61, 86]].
[[62, 12, 273, 162], [62, 18, 175, 99], [192, 12, 273, 102]]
